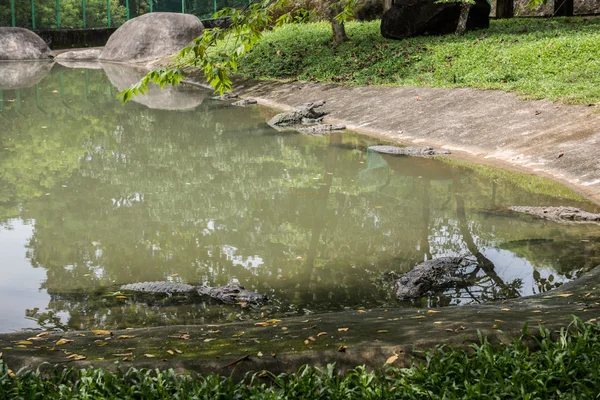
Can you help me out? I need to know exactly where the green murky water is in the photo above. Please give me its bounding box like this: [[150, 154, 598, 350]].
[[1, 63, 600, 333]]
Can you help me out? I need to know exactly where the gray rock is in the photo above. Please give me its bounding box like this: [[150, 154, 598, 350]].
[[0, 61, 53, 89], [0, 27, 52, 61], [268, 100, 327, 129], [99, 13, 204, 64], [55, 48, 102, 61], [120, 281, 267, 305], [396, 257, 476, 300], [101, 62, 204, 111], [56, 60, 103, 70], [232, 98, 257, 107], [509, 206, 600, 223], [369, 145, 451, 157], [295, 124, 346, 135]]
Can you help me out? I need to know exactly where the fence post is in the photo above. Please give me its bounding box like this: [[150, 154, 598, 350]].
[[82, 0, 86, 28], [31, 0, 36, 29], [126, 0, 130, 19], [182, 0, 185, 13], [10, 0, 15, 27], [149, 0, 153, 12], [107, 0, 111, 27], [56, 0, 61, 28], [213, 0, 217, 15]]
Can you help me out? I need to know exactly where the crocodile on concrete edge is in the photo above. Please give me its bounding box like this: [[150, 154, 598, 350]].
[[267, 100, 327, 130], [120, 282, 267, 304], [369, 145, 451, 157], [395, 257, 477, 300], [509, 206, 600, 223]]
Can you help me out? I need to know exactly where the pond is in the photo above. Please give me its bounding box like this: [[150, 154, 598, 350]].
[[1, 63, 600, 333]]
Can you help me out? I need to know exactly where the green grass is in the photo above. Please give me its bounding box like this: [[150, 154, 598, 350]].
[[3, 318, 600, 398], [230, 17, 600, 104]]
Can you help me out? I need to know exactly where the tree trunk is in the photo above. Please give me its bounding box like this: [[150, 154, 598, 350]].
[[329, 2, 348, 45], [455, 3, 472, 35], [384, 0, 393, 12]]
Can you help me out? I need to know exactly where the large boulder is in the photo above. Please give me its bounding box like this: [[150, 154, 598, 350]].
[[381, 0, 491, 40], [0, 27, 52, 61], [99, 13, 204, 64]]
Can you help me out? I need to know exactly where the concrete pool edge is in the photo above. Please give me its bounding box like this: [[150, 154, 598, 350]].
[[183, 76, 600, 205]]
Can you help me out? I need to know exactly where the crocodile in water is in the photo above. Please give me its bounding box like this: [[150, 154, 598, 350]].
[[120, 282, 267, 304], [509, 206, 600, 224], [369, 145, 451, 157]]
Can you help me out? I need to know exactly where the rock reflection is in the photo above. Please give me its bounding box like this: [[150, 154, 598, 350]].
[[0, 61, 53, 89]]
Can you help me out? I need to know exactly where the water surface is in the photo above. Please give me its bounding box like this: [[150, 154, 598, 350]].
[[1, 64, 600, 332]]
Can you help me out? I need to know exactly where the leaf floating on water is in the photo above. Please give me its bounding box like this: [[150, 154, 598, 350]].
[[377, 330, 389, 333], [16, 341, 33, 345], [338, 345, 348, 352], [317, 332, 327, 337], [557, 293, 573, 298], [255, 322, 270, 327], [36, 332, 49, 338], [118, 335, 135, 340], [144, 354, 155, 358], [338, 328, 349, 332], [427, 310, 440, 314], [386, 355, 398, 365], [167, 350, 174, 355], [501, 308, 510, 312], [55, 339, 74, 346], [92, 330, 111, 336]]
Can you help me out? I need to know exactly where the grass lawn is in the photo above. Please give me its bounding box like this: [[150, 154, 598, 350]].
[[3, 319, 600, 398], [229, 17, 600, 105]]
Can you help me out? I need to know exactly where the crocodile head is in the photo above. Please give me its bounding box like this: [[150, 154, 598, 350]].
[[200, 284, 268, 305]]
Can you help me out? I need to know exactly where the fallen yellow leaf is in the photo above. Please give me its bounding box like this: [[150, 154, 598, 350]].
[[501, 308, 510, 312], [167, 350, 174, 355], [386, 355, 398, 365], [117, 335, 135, 339], [357, 310, 366, 313], [377, 330, 389, 333], [144, 354, 155, 358], [255, 322, 270, 327], [492, 325, 499, 329], [232, 332, 244, 338], [204, 338, 216, 342], [92, 330, 111, 336], [115, 296, 127, 299], [427, 310, 440, 314], [557, 293, 573, 298], [55, 339, 74, 346], [338, 328, 349, 332], [266, 319, 282, 323], [175, 349, 183, 354], [257, 351, 263, 357], [16, 341, 33, 345], [317, 332, 327, 337], [113, 353, 133, 357], [338, 345, 348, 352], [36, 332, 49, 338], [304, 340, 310, 345], [413, 316, 426, 319], [307, 336, 316, 341]]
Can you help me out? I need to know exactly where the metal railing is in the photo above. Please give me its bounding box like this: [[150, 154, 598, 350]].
[[2, 0, 249, 30]]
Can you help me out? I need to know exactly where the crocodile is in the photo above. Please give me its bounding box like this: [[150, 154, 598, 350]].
[[120, 282, 267, 304], [368, 145, 451, 157], [395, 257, 476, 300], [508, 206, 600, 224], [295, 124, 346, 135], [267, 100, 328, 130]]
